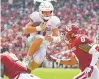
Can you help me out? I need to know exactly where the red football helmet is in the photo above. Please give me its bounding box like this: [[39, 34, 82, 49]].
[[65, 25, 79, 42]]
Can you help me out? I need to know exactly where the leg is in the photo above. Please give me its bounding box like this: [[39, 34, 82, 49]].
[[73, 71, 87, 79], [28, 60, 41, 71], [24, 35, 44, 65], [24, 37, 43, 66], [28, 38, 43, 56], [90, 65, 99, 79], [74, 66, 99, 79], [28, 45, 46, 71]]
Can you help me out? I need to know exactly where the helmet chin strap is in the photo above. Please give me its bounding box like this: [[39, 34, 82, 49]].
[[42, 16, 52, 22], [43, 17, 50, 21], [43, 18, 48, 22]]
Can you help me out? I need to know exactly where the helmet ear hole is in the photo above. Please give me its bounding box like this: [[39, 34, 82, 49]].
[[50, 11, 52, 13]]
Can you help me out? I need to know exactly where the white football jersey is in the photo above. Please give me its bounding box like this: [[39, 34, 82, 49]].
[[29, 12, 60, 35]]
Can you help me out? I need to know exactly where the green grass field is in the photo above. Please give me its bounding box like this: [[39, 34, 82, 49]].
[[4, 68, 80, 79]]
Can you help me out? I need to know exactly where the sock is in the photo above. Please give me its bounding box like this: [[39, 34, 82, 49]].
[[28, 61, 40, 71]]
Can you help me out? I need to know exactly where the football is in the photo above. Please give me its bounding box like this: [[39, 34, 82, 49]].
[[32, 22, 42, 27]]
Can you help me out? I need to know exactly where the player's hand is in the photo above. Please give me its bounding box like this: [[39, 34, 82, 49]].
[[46, 53, 51, 60], [40, 22, 46, 32], [84, 66, 93, 77], [49, 55, 57, 62], [45, 35, 53, 42], [46, 53, 56, 62]]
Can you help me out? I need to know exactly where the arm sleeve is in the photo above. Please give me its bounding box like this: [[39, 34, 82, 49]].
[[60, 56, 77, 65], [50, 16, 60, 29], [29, 12, 42, 23]]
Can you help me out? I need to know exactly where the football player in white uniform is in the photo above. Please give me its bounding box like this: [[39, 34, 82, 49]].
[[23, 1, 61, 71]]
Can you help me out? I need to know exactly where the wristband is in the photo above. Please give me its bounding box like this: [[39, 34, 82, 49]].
[[52, 36, 61, 42], [36, 26, 41, 31]]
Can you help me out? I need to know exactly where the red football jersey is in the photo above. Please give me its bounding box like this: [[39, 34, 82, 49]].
[[71, 34, 92, 71], [1, 53, 27, 79]]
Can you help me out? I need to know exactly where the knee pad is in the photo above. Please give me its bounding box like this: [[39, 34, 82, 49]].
[[32, 46, 46, 64], [33, 54, 45, 64], [27, 35, 35, 47]]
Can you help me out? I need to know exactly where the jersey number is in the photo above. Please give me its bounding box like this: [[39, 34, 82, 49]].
[[80, 36, 85, 42]]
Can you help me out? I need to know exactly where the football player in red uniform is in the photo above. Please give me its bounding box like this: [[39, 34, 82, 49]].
[[49, 24, 99, 79], [0, 48, 40, 79]]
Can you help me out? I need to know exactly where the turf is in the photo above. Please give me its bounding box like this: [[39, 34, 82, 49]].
[[4, 68, 80, 79]]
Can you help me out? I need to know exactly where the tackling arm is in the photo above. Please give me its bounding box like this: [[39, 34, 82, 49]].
[[59, 56, 77, 65], [49, 55, 77, 66]]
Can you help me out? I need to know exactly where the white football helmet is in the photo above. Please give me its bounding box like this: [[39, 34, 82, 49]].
[[39, 1, 54, 20]]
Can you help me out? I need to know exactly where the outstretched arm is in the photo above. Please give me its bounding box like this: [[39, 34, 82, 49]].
[[48, 55, 77, 66], [59, 56, 77, 65]]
